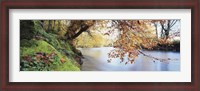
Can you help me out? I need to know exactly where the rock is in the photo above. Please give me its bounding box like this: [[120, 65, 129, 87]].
[[75, 56, 83, 65]]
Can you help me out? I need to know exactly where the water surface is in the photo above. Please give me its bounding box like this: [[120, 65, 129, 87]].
[[78, 47, 180, 71]]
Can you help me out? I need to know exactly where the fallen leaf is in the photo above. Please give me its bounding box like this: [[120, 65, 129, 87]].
[[60, 58, 65, 63]]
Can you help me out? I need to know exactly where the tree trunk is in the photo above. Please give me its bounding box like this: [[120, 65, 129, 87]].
[[165, 20, 171, 39], [67, 24, 89, 40], [47, 20, 51, 31], [161, 29, 164, 39], [58, 21, 61, 31], [154, 23, 158, 38]]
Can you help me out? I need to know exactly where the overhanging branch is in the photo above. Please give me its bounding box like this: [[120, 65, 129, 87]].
[[67, 24, 89, 40]]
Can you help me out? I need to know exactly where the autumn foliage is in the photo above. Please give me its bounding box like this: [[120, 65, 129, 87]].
[[67, 20, 180, 64]]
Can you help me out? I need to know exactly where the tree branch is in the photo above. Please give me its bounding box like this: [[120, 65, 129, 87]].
[[169, 20, 178, 28], [138, 50, 178, 62], [160, 23, 167, 31], [67, 24, 89, 40]]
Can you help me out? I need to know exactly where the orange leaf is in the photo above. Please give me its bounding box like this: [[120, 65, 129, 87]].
[[60, 58, 65, 63]]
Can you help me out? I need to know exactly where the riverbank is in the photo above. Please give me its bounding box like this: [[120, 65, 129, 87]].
[[20, 20, 81, 71], [142, 42, 180, 52]]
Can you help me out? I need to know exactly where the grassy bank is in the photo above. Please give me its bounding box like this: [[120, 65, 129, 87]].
[[20, 20, 81, 71], [20, 39, 80, 71]]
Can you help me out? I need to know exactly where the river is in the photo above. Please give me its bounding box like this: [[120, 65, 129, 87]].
[[78, 47, 180, 71]]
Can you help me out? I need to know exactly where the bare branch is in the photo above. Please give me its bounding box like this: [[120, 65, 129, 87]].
[[169, 20, 178, 28], [160, 23, 167, 31]]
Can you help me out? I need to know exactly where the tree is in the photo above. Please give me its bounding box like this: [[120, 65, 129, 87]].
[[105, 20, 158, 64], [153, 22, 158, 38], [39, 20, 179, 64], [56, 20, 175, 64], [160, 20, 178, 40]]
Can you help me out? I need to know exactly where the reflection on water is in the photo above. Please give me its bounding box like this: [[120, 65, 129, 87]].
[[78, 47, 180, 71]]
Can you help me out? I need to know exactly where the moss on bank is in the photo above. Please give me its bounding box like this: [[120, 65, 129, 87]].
[[20, 20, 81, 71], [20, 40, 80, 71]]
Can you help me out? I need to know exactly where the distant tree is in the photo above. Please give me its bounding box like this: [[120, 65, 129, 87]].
[[160, 20, 178, 40]]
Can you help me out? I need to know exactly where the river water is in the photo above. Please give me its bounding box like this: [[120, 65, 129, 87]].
[[78, 47, 180, 71]]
